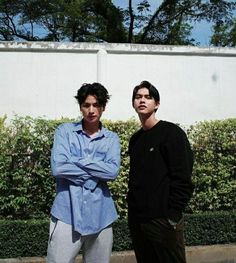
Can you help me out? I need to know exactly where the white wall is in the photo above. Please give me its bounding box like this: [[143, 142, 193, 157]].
[[0, 42, 236, 125]]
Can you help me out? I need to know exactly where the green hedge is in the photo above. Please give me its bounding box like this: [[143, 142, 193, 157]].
[[187, 118, 236, 213], [0, 211, 235, 258], [184, 211, 236, 245], [0, 219, 49, 258], [0, 116, 235, 219], [0, 116, 139, 219]]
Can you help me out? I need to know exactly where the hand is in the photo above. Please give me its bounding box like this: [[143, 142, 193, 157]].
[[167, 218, 177, 229]]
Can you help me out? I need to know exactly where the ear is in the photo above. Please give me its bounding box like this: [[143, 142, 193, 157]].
[[155, 101, 160, 110]]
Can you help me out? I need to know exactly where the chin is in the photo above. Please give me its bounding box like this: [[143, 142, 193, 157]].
[[136, 109, 147, 114], [86, 118, 98, 123]]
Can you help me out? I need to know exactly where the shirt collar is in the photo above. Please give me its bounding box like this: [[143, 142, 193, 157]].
[[72, 121, 83, 132], [72, 120, 107, 137]]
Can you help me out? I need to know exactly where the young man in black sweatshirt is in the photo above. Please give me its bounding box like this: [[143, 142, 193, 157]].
[[127, 80, 194, 263]]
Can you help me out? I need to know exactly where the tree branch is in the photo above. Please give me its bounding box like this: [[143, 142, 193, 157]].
[[128, 0, 135, 42]]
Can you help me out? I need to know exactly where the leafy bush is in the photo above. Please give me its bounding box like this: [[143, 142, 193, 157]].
[[0, 116, 235, 219], [0, 211, 235, 258], [0, 219, 49, 258], [184, 211, 236, 245], [0, 116, 71, 219], [0, 116, 139, 219], [103, 119, 139, 218], [187, 119, 236, 213]]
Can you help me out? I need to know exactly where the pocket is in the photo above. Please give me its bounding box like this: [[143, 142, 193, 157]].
[[141, 218, 184, 248], [155, 218, 174, 229], [156, 217, 184, 231], [49, 216, 58, 242]]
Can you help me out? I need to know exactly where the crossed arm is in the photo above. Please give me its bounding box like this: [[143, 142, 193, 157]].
[[51, 124, 121, 189]]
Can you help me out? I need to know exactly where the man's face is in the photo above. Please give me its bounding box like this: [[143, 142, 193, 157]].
[[80, 95, 104, 125], [133, 88, 159, 116]]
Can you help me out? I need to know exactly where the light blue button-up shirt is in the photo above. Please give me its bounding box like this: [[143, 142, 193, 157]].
[[50, 121, 121, 235]]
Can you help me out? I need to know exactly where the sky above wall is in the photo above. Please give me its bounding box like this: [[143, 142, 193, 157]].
[[112, 0, 212, 47]]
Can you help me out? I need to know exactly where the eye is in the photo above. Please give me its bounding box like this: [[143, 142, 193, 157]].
[[135, 95, 142, 99], [93, 103, 100, 108], [82, 103, 90, 108]]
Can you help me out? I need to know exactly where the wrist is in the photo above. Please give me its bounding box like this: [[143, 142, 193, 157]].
[[167, 218, 177, 229]]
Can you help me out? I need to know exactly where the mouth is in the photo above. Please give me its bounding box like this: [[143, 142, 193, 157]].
[[138, 105, 146, 110], [87, 115, 96, 120]]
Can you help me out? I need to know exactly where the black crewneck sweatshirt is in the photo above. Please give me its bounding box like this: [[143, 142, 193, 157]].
[[128, 120, 194, 222]]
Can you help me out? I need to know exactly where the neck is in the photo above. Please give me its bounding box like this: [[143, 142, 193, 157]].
[[83, 121, 100, 136], [139, 113, 159, 130]]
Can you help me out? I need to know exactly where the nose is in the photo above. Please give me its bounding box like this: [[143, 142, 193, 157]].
[[88, 105, 95, 113], [140, 96, 145, 103]]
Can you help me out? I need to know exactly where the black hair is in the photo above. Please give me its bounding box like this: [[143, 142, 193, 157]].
[[132, 80, 160, 104], [75, 82, 110, 107]]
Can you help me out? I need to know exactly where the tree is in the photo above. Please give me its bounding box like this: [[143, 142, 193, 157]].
[[0, 0, 236, 46], [211, 19, 236, 47], [124, 0, 236, 45], [0, 0, 126, 42]]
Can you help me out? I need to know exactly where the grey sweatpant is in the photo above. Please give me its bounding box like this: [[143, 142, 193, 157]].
[[47, 217, 113, 263]]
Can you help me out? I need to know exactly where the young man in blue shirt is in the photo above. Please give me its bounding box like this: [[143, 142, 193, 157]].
[[128, 81, 194, 263], [47, 83, 121, 263]]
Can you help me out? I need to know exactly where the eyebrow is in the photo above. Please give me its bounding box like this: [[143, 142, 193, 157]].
[[135, 94, 152, 97]]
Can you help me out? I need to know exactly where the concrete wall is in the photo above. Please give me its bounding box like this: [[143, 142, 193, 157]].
[[1, 42, 236, 125]]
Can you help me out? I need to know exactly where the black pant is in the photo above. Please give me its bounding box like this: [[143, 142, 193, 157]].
[[128, 217, 186, 263]]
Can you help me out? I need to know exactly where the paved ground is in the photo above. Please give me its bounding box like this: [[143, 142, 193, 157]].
[[0, 244, 236, 263]]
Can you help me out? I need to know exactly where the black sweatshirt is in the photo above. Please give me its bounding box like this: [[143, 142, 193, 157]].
[[127, 120, 194, 223]]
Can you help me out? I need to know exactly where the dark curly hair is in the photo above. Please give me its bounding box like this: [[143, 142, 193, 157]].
[[75, 82, 110, 107]]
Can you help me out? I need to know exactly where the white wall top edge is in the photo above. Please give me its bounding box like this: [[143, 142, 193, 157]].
[[1, 41, 236, 56]]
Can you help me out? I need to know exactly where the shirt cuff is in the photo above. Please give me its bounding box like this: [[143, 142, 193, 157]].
[[84, 178, 99, 190]]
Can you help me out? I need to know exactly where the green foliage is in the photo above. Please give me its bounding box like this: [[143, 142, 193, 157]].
[[0, 219, 49, 258], [0, 117, 235, 258], [0, 0, 126, 42], [211, 19, 236, 47], [113, 218, 132, 251], [0, 116, 140, 219], [0, 211, 235, 258], [103, 119, 140, 218], [1, 0, 236, 45], [184, 211, 236, 246], [0, 116, 235, 220], [123, 0, 236, 45], [0, 116, 71, 219], [187, 119, 236, 213]]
